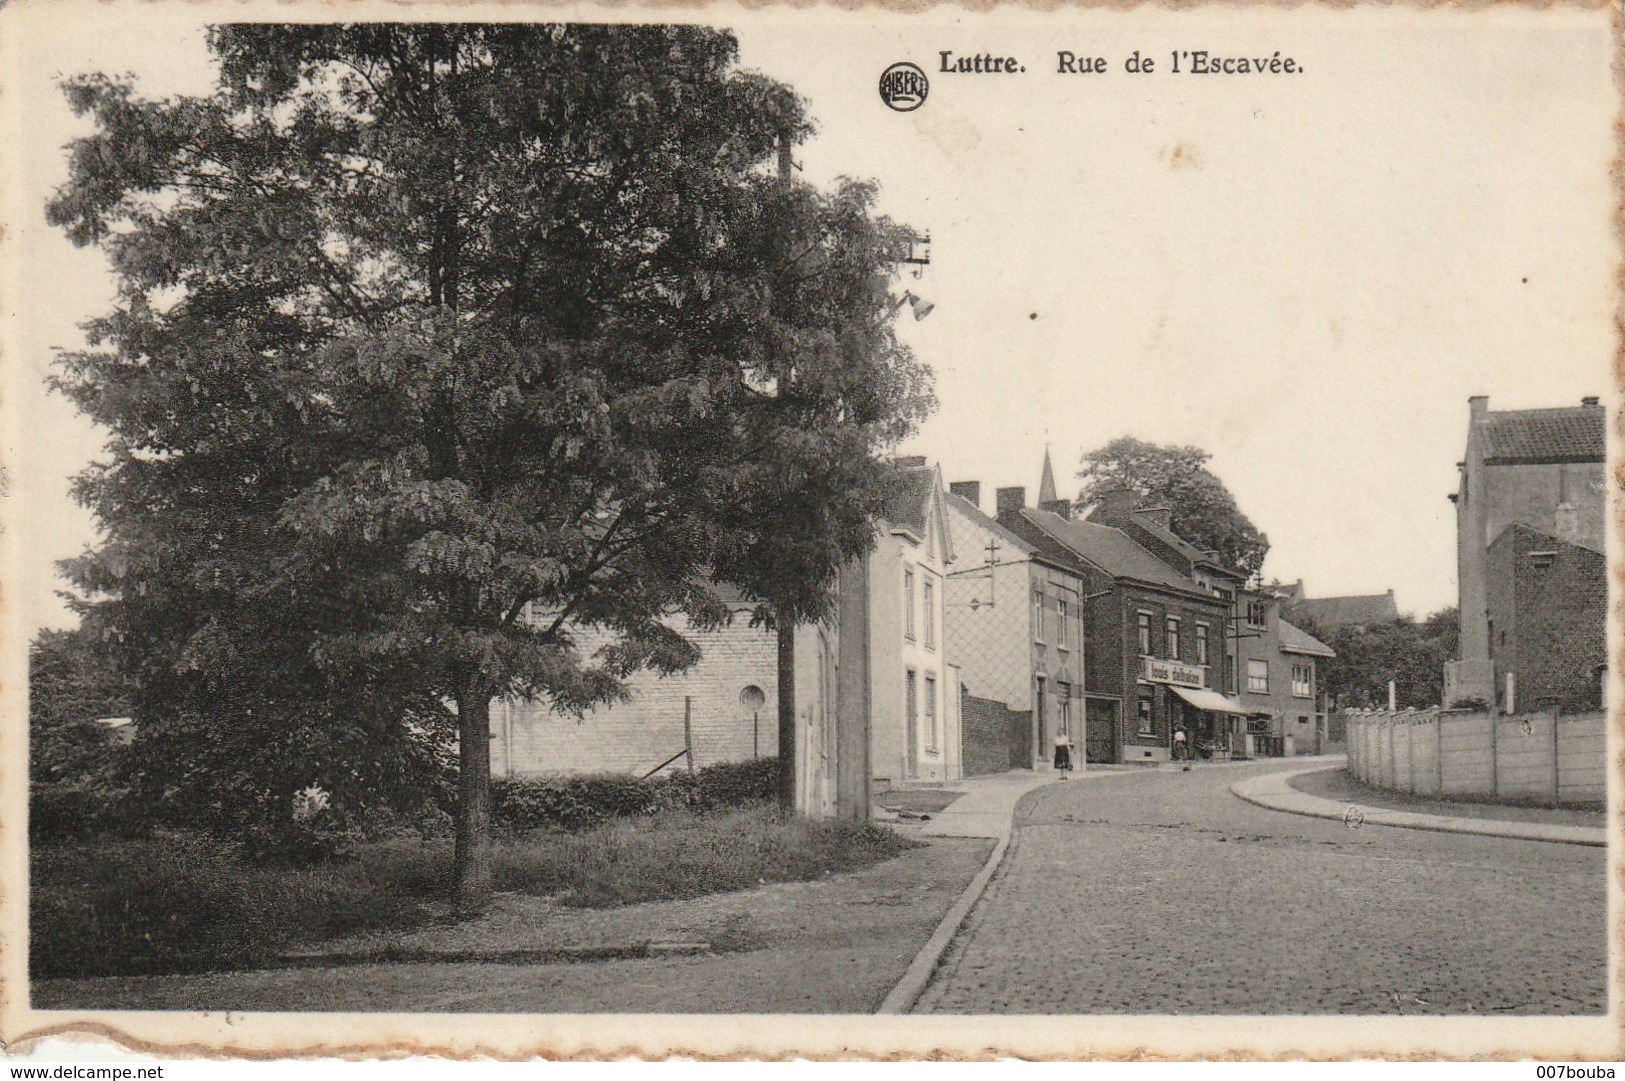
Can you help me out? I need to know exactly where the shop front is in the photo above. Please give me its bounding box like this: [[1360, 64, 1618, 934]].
[[1168, 684, 1252, 760]]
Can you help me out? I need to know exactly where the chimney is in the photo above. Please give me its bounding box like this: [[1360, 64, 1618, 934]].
[[1138, 504, 1174, 530], [895, 455, 927, 469], [1555, 500, 1579, 543], [1469, 395, 1489, 418], [1040, 497, 1072, 518], [995, 486, 1026, 525], [949, 481, 982, 509], [1092, 488, 1142, 526], [1582, 396, 1600, 407]]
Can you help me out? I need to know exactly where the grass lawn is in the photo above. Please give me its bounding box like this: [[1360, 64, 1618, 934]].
[[31, 803, 917, 980], [1289, 766, 1605, 826]]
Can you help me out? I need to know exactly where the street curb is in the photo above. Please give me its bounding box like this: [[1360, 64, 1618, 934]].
[[875, 778, 1063, 1015], [275, 940, 714, 969], [1231, 766, 1606, 847]]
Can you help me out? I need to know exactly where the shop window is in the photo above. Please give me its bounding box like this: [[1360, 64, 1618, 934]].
[[1136, 696, 1153, 735]]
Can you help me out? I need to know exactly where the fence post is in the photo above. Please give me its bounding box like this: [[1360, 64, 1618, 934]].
[[1490, 709, 1499, 800], [1436, 710, 1443, 796], [1552, 709, 1561, 808], [1406, 716, 1416, 795]]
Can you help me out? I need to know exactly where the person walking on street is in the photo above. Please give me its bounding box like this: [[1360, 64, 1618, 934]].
[[1173, 726, 1190, 771], [1053, 730, 1073, 776]]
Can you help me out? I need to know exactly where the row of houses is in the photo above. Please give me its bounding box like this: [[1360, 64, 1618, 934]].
[[493, 452, 1340, 818]]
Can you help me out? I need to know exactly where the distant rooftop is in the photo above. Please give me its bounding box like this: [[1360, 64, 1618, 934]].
[[1285, 591, 1399, 632], [1278, 619, 1335, 658], [1478, 400, 1604, 465]]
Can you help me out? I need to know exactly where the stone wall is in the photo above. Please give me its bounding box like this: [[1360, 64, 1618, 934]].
[[961, 688, 1027, 776], [1345, 708, 1604, 806]]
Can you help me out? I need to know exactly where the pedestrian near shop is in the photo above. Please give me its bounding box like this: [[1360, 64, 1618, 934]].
[[1053, 730, 1073, 775]]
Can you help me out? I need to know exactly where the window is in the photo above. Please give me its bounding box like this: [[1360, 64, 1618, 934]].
[[1291, 663, 1311, 698], [1137, 696, 1154, 735], [1195, 623, 1209, 666], [924, 674, 938, 751], [1056, 599, 1070, 649], [923, 580, 936, 650], [906, 669, 918, 725], [904, 568, 916, 640], [1166, 617, 1181, 660], [1137, 611, 1152, 656], [1247, 659, 1270, 694], [1058, 682, 1072, 734], [1246, 599, 1267, 627], [1033, 590, 1046, 641]]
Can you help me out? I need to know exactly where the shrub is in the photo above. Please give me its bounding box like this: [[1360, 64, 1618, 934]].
[[491, 757, 779, 833], [30, 833, 445, 979]]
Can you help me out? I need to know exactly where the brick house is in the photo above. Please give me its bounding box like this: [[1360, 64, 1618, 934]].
[[866, 457, 962, 786], [1484, 522, 1606, 712], [1446, 394, 1606, 705], [493, 456, 962, 811], [1233, 588, 1336, 756], [997, 488, 1244, 764], [491, 589, 787, 779], [943, 479, 1089, 774]]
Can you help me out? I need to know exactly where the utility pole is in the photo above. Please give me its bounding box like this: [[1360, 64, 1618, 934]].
[[775, 126, 797, 815]]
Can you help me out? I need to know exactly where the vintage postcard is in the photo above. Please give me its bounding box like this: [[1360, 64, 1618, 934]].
[[1, 0, 1618, 1062]]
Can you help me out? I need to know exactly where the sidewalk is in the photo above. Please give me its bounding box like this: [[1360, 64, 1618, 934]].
[[1232, 763, 1606, 847], [879, 766, 1121, 1013]]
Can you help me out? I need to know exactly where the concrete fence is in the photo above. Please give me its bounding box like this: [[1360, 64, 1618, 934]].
[[1344, 708, 1604, 806]]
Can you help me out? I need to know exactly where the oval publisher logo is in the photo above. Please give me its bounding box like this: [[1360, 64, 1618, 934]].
[[878, 62, 929, 112]]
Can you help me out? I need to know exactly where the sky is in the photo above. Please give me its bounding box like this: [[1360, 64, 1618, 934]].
[[4, 4, 1617, 634]]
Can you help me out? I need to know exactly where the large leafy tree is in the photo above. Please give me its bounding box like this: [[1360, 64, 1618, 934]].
[[1076, 437, 1270, 578], [47, 24, 932, 910], [1303, 608, 1459, 710]]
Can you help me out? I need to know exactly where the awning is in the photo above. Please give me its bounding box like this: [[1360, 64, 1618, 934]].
[[1169, 685, 1251, 715]]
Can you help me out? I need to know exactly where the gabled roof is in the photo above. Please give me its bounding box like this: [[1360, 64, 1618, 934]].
[[1285, 592, 1398, 631], [1278, 619, 1335, 658], [1488, 520, 1606, 558], [1480, 406, 1605, 465], [944, 492, 1038, 557], [1022, 508, 1208, 595], [880, 460, 955, 564], [946, 492, 1091, 577], [881, 465, 937, 537]]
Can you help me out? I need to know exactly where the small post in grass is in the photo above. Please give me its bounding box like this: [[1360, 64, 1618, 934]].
[[684, 696, 695, 774]]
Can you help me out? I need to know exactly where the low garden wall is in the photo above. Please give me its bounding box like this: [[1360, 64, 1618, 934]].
[[1343, 708, 1604, 806]]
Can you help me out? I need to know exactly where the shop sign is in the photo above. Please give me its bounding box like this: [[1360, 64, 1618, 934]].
[[1140, 657, 1205, 688]]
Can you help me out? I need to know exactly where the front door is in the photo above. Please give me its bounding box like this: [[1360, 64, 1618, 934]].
[[1033, 677, 1047, 765], [1086, 699, 1118, 763]]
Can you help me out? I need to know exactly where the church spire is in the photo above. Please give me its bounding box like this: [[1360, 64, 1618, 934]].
[[1038, 446, 1058, 506]]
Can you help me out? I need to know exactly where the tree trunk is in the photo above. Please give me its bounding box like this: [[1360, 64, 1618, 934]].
[[453, 682, 494, 916], [777, 618, 796, 815]]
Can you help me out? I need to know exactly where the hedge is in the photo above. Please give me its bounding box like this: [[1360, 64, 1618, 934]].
[[491, 756, 777, 833]]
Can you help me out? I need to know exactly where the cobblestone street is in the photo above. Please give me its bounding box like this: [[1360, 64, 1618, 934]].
[[916, 760, 1605, 1015]]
